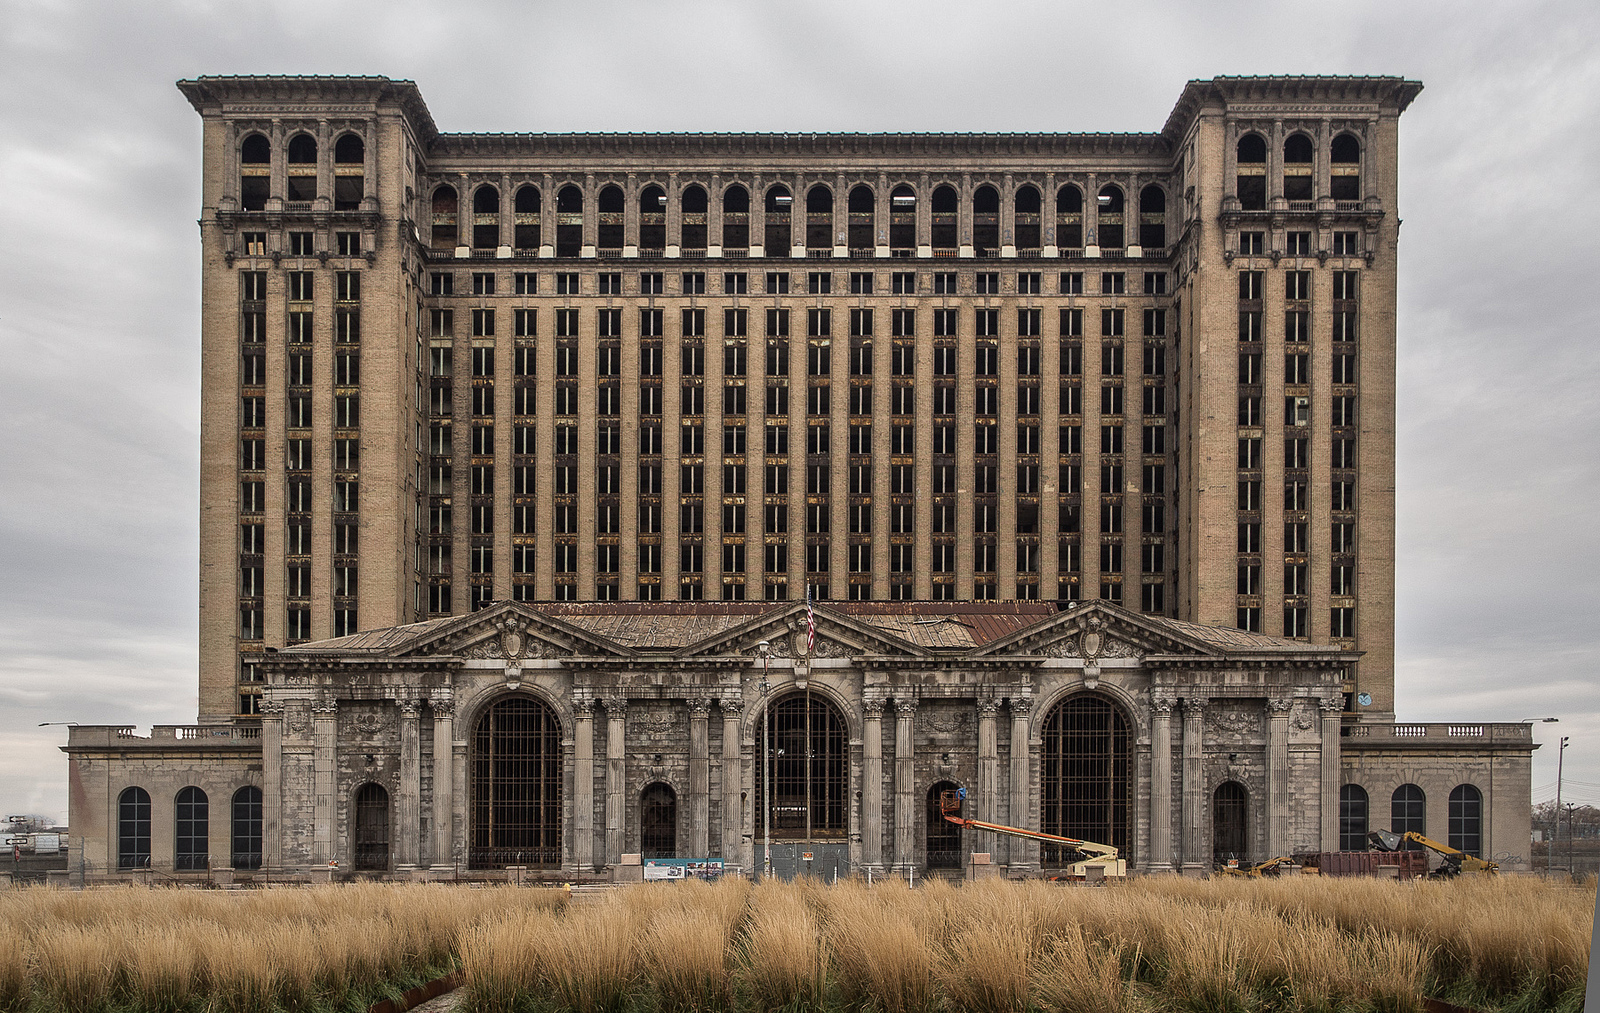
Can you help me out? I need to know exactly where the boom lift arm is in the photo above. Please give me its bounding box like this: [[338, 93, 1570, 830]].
[[938, 789, 1120, 865], [1367, 829, 1499, 877]]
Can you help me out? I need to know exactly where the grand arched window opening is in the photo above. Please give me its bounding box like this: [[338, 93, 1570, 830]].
[[1056, 184, 1083, 249], [805, 185, 834, 251], [1014, 185, 1041, 251], [1138, 185, 1166, 250], [846, 184, 875, 251], [514, 185, 542, 250], [641, 783, 677, 858], [1040, 695, 1130, 866], [1331, 134, 1362, 200], [117, 786, 151, 869], [1236, 134, 1267, 210], [174, 786, 209, 870], [240, 134, 270, 212], [972, 184, 1000, 253], [639, 184, 667, 251], [1392, 783, 1426, 850], [889, 184, 916, 251], [1449, 784, 1482, 857], [754, 693, 847, 839], [232, 786, 263, 870], [333, 134, 364, 209], [556, 185, 584, 257], [431, 185, 458, 252], [681, 184, 708, 252], [764, 185, 792, 251], [597, 184, 625, 251], [1213, 781, 1248, 862], [473, 185, 500, 249], [1339, 783, 1369, 851], [1283, 133, 1314, 201], [1096, 185, 1124, 250], [353, 783, 390, 870], [472, 696, 563, 867], [722, 184, 750, 250], [286, 133, 317, 202], [931, 184, 958, 251], [925, 780, 962, 869]]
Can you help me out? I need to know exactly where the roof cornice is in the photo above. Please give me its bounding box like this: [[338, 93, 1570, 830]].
[[427, 131, 1171, 160], [1161, 75, 1423, 140], [176, 75, 438, 143]]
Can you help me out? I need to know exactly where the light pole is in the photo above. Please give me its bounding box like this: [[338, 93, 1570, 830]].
[[1556, 735, 1570, 873], [756, 640, 771, 881]]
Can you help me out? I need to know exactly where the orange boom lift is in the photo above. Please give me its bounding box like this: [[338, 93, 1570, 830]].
[[939, 788, 1125, 879]]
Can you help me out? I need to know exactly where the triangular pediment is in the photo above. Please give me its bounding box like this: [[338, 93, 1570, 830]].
[[397, 601, 637, 660], [676, 602, 929, 660], [965, 601, 1223, 661]]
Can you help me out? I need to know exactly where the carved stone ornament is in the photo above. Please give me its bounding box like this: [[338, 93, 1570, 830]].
[[353, 712, 384, 735], [1291, 704, 1315, 732], [1009, 697, 1032, 717], [1150, 689, 1178, 714], [1079, 616, 1106, 661], [1320, 693, 1346, 713], [720, 698, 742, 716], [459, 637, 504, 660], [895, 699, 918, 716], [922, 708, 972, 734], [637, 706, 676, 735], [498, 615, 529, 664], [1041, 637, 1082, 659], [431, 699, 454, 719], [1268, 696, 1294, 714], [688, 698, 712, 716], [1207, 701, 1261, 743]]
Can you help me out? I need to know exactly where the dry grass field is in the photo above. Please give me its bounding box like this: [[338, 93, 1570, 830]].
[[0, 876, 1590, 1013]]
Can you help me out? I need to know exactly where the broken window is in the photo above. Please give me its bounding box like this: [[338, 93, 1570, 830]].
[[333, 134, 363, 209], [1236, 133, 1267, 210], [596, 184, 625, 250], [431, 185, 458, 251], [765, 184, 792, 251], [240, 134, 270, 211], [1331, 133, 1361, 201], [286, 133, 317, 201], [931, 184, 958, 250], [638, 184, 667, 251], [1056, 184, 1083, 249], [1095, 185, 1124, 249], [722, 184, 749, 249], [889, 184, 916, 250], [1014, 185, 1041, 251], [1283, 133, 1314, 201], [806, 184, 834, 250], [847, 184, 874, 251], [681, 184, 708, 251], [972, 184, 1000, 253], [514, 185, 541, 250], [556, 185, 583, 257], [1138, 185, 1166, 249]]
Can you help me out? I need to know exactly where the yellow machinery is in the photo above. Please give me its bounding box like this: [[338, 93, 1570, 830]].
[[1216, 855, 1294, 878], [1368, 829, 1499, 877], [939, 788, 1124, 879]]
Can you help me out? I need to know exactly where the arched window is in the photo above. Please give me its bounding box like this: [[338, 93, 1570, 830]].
[[174, 787, 209, 870], [805, 185, 834, 250], [1138, 184, 1167, 250], [641, 783, 677, 858], [1236, 134, 1267, 211], [1014, 185, 1041, 251], [286, 134, 317, 202], [232, 786, 263, 870], [1331, 134, 1361, 201], [764, 185, 792, 251], [597, 184, 625, 251], [471, 696, 563, 868], [681, 184, 708, 251], [754, 693, 848, 839], [472, 185, 500, 249], [1283, 133, 1314, 201], [972, 185, 1000, 253], [847, 184, 874, 250], [639, 184, 667, 251], [1096, 185, 1125, 250], [333, 135, 364, 210], [117, 786, 151, 870], [353, 783, 390, 871], [1339, 784, 1369, 851], [1041, 695, 1131, 866], [334, 134, 363, 164], [555, 185, 584, 257], [514, 185, 541, 250], [1391, 784, 1426, 848], [722, 184, 750, 250], [931, 184, 959, 250], [1449, 784, 1482, 857], [1213, 782, 1249, 862], [240, 135, 270, 212], [925, 781, 962, 869], [1056, 185, 1083, 249], [430, 184, 458, 252], [889, 184, 916, 250], [805, 184, 833, 214]]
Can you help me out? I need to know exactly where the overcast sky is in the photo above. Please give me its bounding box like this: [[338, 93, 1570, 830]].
[[2, 0, 1597, 826]]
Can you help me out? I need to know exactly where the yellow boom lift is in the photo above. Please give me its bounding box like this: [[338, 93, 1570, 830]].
[[939, 788, 1125, 879], [1367, 829, 1499, 877]]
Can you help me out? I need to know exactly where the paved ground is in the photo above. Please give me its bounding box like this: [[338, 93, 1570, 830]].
[[409, 989, 461, 1012]]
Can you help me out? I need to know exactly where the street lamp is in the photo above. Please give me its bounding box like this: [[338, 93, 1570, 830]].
[[1556, 735, 1570, 873], [755, 640, 771, 882]]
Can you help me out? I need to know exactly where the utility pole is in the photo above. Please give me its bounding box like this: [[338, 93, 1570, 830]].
[[1555, 735, 1569, 873]]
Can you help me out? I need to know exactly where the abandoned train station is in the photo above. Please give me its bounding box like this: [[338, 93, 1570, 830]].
[[63, 73, 1534, 881]]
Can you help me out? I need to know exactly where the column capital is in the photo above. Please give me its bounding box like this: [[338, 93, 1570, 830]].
[[603, 696, 628, 719], [688, 697, 712, 716], [895, 698, 918, 716], [430, 698, 454, 719], [719, 697, 742, 716], [1319, 693, 1345, 713], [977, 699, 1000, 717], [398, 698, 422, 717], [1009, 696, 1033, 717], [311, 700, 339, 716], [1151, 689, 1178, 714], [1267, 696, 1295, 714], [1183, 696, 1207, 716], [574, 698, 595, 717]]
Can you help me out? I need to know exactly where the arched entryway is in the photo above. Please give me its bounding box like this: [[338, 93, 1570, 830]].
[[1040, 694, 1132, 867], [754, 692, 848, 840], [925, 781, 962, 870], [353, 783, 390, 871], [471, 695, 563, 868], [1212, 781, 1248, 864], [641, 783, 677, 859]]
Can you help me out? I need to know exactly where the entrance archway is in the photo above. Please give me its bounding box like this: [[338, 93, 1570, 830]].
[[353, 783, 390, 870], [1040, 694, 1131, 866], [641, 783, 677, 858], [925, 781, 962, 869], [471, 695, 563, 868], [1213, 781, 1248, 863], [754, 692, 848, 840]]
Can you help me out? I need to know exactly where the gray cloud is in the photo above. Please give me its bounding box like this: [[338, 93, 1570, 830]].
[[2, 0, 1596, 823]]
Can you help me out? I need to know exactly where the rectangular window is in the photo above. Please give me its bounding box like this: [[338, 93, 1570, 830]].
[[682, 271, 706, 295], [891, 272, 916, 294], [808, 272, 832, 295], [765, 272, 790, 294], [850, 271, 874, 294], [723, 272, 748, 294], [1100, 272, 1124, 295]]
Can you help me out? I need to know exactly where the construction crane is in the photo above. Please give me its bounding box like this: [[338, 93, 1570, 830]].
[[939, 788, 1124, 878], [1367, 829, 1499, 878]]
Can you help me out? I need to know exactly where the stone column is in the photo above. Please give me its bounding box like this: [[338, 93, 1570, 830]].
[[1000, 171, 1016, 257], [312, 700, 338, 867], [573, 700, 595, 872], [1267, 696, 1293, 859], [689, 698, 711, 856], [456, 172, 471, 250], [398, 698, 421, 867], [862, 699, 885, 871], [720, 699, 743, 867], [581, 172, 597, 257], [749, 173, 766, 257], [605, 698, 627, 867], [1148, 690, 1176, 872], [430, 698, 455, 870], [958, 172, 974, 257], [1180, 696, 1206, 873], [261, 700, 286, 870], [893, 698, 917, 871], [1320, 693, 1343, 850], [1007, 697, 1033, 875], [499, 172, 515, 252], [976, 699, 1000, 859]]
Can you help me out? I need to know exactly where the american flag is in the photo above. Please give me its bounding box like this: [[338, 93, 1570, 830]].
[[804, 585, 816, 656]]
